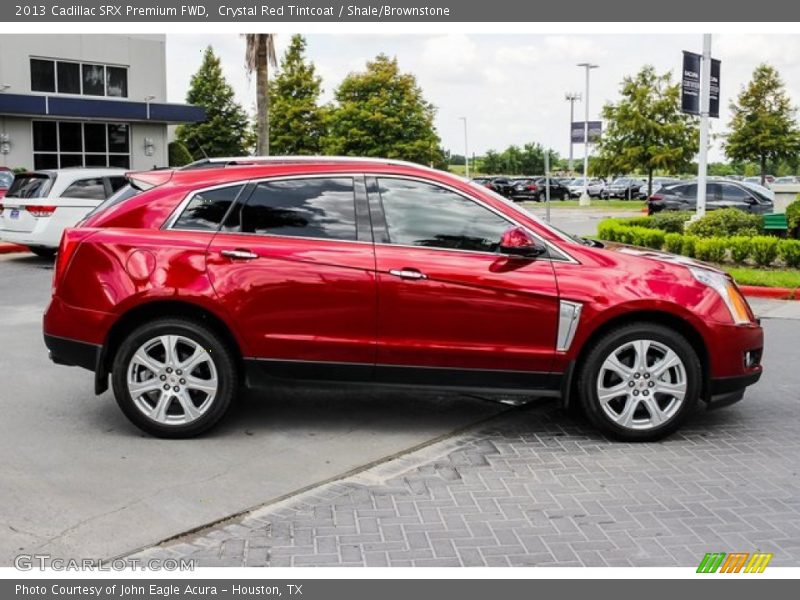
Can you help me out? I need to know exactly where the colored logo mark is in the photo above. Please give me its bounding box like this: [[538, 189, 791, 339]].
[[697, 552, 773, 573]]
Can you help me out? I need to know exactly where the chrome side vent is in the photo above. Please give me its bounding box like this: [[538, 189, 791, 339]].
[[557, 301, 583, 352]]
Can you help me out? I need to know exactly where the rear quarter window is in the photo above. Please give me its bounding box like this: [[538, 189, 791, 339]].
[[172, 185, 244, 232]]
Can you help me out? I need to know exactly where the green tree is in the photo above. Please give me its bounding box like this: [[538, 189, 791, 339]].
[[324, 54, 442, 165], [595, 65, 699, 196], [176, 46, 253, 160], [480, 150, 503, 174], [724, 64, 800, 185], [268, 35, 326, 155]]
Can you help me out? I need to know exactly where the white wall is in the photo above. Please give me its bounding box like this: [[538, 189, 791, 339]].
[[0, 34, 166, 101]]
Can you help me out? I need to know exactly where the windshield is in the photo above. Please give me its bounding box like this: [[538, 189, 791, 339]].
[[6, 173, 53, 199], [83, 184, 141, 219]]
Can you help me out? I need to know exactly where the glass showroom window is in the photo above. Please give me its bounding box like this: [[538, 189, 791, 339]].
[[32, 121, 130, 170], [30, 59, 128, 98]]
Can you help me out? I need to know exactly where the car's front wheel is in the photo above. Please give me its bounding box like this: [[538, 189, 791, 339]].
[[576, 322, 701, 442], [111, 317, 238, 438]]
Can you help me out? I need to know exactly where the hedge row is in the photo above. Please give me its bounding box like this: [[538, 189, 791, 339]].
[[597, 222, 800, 268]]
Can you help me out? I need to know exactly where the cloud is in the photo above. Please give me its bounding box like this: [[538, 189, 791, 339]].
[[419, 35, 480, 84]]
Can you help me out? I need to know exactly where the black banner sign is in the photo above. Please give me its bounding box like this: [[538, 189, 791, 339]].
[[682, 51, 720, 118]]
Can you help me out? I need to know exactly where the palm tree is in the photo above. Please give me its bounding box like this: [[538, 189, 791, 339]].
[[244, 34, 277, 156]]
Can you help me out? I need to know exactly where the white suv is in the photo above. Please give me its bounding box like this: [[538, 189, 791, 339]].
[[0, 168, 127, 257]]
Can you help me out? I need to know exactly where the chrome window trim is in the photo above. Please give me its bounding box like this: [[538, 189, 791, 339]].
[[162, 171, 578, 263]]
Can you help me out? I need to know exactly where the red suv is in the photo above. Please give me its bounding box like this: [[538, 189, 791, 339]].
[[43, 158, 763, 441]]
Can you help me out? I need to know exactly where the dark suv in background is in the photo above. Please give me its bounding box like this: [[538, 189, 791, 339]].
[[647, 180, 774, 215]]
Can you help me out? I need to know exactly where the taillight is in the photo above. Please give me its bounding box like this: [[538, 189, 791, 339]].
[[526, 185, 538, 191], [649, 194, 664, 202], [52, 228, 94, 293], [26, 205, 57, 217]]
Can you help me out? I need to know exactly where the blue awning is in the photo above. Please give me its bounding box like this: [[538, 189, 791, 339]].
[[0, 93, 205, 124]]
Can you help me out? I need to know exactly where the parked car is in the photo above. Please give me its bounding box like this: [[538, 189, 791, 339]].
[[743, 175, 775, 188], [568, 178, 605, 198], [0, 168, 13, 199], [637, 177, 681, 199], [483, 176, 515, 197], [773, 176, 800, 185], [43, 157, 763, 441], [509, 177, 570, 202], [0, 168, 127, 257], [647, 180, 774, 215], [603, 177, 646, 199]]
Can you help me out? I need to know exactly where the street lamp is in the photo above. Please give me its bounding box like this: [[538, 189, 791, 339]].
[[144, 95, 156, 120], [577, 63, 599, 206], [565, 92, 581, 173], [459, 117, 469, 179]]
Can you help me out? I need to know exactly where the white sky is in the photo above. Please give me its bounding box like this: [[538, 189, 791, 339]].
[[165, 34, 800, 163]]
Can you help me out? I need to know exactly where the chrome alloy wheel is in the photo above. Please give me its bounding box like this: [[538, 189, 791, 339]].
[[596, 339, 687, 431], [126, 335, 218, 425]]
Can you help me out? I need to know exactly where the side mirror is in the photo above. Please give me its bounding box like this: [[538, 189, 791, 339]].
[[499, 227, 547, 259]]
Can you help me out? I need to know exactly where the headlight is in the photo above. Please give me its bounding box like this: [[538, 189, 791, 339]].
[[689, 267, 753, 325]]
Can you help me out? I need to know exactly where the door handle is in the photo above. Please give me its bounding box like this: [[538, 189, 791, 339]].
[[389, 268, 428, 281], [221, 249, 259, 260]]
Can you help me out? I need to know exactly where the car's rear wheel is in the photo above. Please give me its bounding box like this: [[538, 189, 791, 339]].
[[111, 318, 238, 438], [29, 246, 56, 259], [576, 323, 701, 442]]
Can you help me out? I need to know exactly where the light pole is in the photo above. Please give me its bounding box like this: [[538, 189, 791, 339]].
[[695, 34, 712, 220], [144, 95, 156, 120], [459, 117, 469, 179], [565, 92, 581, 173], [577, 63, 598, 206]]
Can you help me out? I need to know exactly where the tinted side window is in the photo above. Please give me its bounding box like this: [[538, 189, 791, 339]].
[[173, 185, 243, 232], [238, 178, 357, 241], [722, 184, 750, 201], [61, 178, 106, 200], [378, 178, 510, 253], [107, 177, 128, 194]]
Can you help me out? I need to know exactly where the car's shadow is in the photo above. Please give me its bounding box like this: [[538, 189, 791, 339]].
[[90, 385, 555, 440]]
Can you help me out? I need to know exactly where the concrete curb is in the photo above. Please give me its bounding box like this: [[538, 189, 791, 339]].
[[0, 243, 28, 255], [740, 285, 797, 301]]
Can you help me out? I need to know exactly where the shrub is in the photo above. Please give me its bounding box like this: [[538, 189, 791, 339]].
[[664, 232, 684, 254], [681, 235, 699, 258], [728, 237, 753, 263], [694, 237, 728, 263], [685, 208, 763, 238], [619, 216, 654, 229], [779, 239, 800, 268], [597, 221, 621, 242], [640, 228, 666, 250], [750, 236, 779, 267], [650, 212, 690, 233], [786, 197, 800, 234]]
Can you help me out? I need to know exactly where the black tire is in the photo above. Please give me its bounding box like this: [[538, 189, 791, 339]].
[[576, 322, 702, 442], [111, 317, 238, 438], [29, 246, 56, 259]]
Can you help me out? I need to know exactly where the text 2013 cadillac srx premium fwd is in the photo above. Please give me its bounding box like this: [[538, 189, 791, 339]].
[[43, 157, 763, 440]]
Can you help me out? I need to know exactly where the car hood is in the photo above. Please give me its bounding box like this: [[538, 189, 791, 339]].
[[597, 241, 726, 275]]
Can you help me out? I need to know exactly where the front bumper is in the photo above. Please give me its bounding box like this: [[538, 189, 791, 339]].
[[707, 370, 762, 409]]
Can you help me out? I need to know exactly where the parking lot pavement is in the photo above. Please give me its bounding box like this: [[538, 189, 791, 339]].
[[132, 313, 800, 567], [522, 204, 643, 237], [0, 254, 505, 565]]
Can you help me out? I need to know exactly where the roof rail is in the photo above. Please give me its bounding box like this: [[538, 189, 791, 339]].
[[181, 155, 437, 172]]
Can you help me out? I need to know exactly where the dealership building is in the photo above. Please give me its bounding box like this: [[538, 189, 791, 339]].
[[0, 34, 204, 171]]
